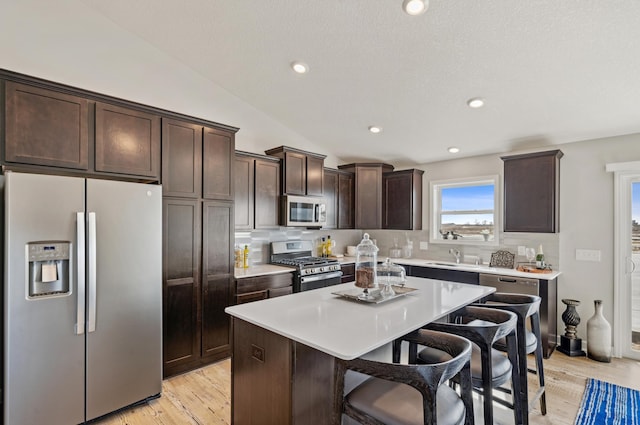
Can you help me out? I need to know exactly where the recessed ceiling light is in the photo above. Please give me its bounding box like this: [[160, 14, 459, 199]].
[[291, 62, 308, 74], [448, 147, 460, 153], [368, 126, 382, 134], [402, 0, 429, 16], [467, 98, 485, 108]]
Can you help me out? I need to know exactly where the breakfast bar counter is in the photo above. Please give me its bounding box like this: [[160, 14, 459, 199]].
[[225, 277, 494, 424]]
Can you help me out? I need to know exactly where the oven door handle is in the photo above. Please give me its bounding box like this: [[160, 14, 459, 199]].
[[300, 270, 343, 283]]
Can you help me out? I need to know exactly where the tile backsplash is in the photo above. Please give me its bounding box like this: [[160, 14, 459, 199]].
[[235, 228, 363, 265], [235, 227, 559, 271]]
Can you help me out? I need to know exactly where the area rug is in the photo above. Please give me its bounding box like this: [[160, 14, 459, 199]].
[[575, 378, 640, 424]]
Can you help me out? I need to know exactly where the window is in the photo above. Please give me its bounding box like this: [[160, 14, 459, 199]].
[[430, 176, 499, 244]]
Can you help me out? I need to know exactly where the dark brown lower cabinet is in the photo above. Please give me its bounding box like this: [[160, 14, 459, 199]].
[[232, 318, 334, 425], [340, 263, 355, 283], [235, 273, 293, 304], [162, 198, 233, 378]]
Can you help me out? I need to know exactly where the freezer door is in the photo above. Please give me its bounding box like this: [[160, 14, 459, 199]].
[[4, 173, 85, 425], [85, 179, 162, 420]]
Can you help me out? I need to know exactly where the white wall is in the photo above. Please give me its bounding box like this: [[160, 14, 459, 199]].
[[405, 133, 640, 343], [0, 0, 340, 167]]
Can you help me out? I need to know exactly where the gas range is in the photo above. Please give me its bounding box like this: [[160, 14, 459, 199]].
[[270, 240, 342, 292]]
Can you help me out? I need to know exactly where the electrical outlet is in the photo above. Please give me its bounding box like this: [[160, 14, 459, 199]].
[[517, 246, 526, 256], [419, 241, 429, 250], [576, 249, 601, 262]]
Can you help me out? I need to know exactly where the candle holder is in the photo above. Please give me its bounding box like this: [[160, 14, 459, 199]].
[[557, 298, 586, 357]]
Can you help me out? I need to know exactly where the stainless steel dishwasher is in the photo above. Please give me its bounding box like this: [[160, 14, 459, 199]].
[[479, 273, 539, 296]]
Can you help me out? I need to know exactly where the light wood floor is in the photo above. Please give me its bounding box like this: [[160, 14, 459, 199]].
[[95, 353, 640, 425]]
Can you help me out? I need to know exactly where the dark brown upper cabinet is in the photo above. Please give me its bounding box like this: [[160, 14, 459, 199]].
[[323, 169, 338, 229], [4, 81, 89, 170], [337, 171, 355, 229], [305, 154, 324, 197], [502, 149, 563, 233], [254, 156, 280, 229], [203, 127, 234, 200], [162, 119, 236, 201], [95, 102, 160, 178], [234, 154, 254, 230], [234, 151, 280, 230], [162, 119, 202, 198], [324, 168, 355, 230], [383, 169, 424, 230], [338, 163, 394, 229], [265, 146, 325, 197]]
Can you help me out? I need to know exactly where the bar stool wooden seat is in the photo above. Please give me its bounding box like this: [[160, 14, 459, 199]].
[[419, 306, 524, 425], [333, 329, 474, 425], [472, 293, 547, 424]]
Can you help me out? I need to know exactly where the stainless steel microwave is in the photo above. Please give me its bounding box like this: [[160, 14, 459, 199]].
[[282, 195, 326, 227]]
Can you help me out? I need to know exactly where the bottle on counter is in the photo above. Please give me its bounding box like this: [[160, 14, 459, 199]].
[[321, 237, 327, 257], [234, 245, 243, 268], [326, 235, 332, 257], [243, 245, 250, 269], [535, 244, 545, 269]]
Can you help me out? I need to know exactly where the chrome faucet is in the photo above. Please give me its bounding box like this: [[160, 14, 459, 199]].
[[449, 248, 461, 264]]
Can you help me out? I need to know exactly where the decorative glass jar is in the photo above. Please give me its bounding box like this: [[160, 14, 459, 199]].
[[377, 258, 406, 297], [355, 233, 378, 300]]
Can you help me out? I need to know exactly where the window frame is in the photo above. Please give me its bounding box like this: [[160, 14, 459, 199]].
[[429, 175, 500, 246]]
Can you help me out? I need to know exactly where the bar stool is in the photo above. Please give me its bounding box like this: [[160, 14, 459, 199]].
[[333, 329, 474, 425], [419, 306, 524, 425], [472, 293, 547, 424]]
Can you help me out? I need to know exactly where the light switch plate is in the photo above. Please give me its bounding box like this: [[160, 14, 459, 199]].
[[576, 249, 601, 262], [419, 241, 429, 250]]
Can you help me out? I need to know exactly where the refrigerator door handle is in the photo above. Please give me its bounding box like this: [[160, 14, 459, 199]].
[[76, 212, 86, 335], [88, 212, 97, 333]]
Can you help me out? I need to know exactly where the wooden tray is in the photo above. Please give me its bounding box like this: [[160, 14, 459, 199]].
[[516, 264, 553, 274], [332, 286, 417, 304]]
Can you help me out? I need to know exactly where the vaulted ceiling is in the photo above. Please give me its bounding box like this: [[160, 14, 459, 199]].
[[83, 0, 640, 165]]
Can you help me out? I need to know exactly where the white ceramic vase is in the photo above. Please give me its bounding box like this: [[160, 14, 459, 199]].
[[586, 300, 612, 363]]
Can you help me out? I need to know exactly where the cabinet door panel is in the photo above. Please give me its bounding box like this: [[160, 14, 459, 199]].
[[323, 169, 338, 229], [338, 173, 354, 229], [503, 151, 561, 233], [234, 155, 254, 229], [255, 159, 280, 229], [202, 275, 232, 358], [201, 201, 233, 359], [356, 167, 382, 229], [306, 155, 324, 196], [162, 119, 202, 198], [95, 102, 160, 178], [284, 151, 306, 195], [5, 81, 89, 169], [203, 127, 234, 200], [383, 170, 422, 230], [162, 198, 200, 376]]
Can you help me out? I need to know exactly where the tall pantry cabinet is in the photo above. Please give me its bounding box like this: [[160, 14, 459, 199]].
[[161, 118, 237, 378]]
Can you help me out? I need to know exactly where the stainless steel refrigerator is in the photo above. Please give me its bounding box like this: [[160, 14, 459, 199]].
[[2, 172, 162, 424]]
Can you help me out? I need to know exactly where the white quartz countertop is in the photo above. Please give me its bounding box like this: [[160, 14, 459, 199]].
[[234, 264, 293, 279], [225, 276, 494, 360], [385, 257, 562, 280]]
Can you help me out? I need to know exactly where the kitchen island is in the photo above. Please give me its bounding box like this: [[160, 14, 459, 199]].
[[225, 277, 494, 424]]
